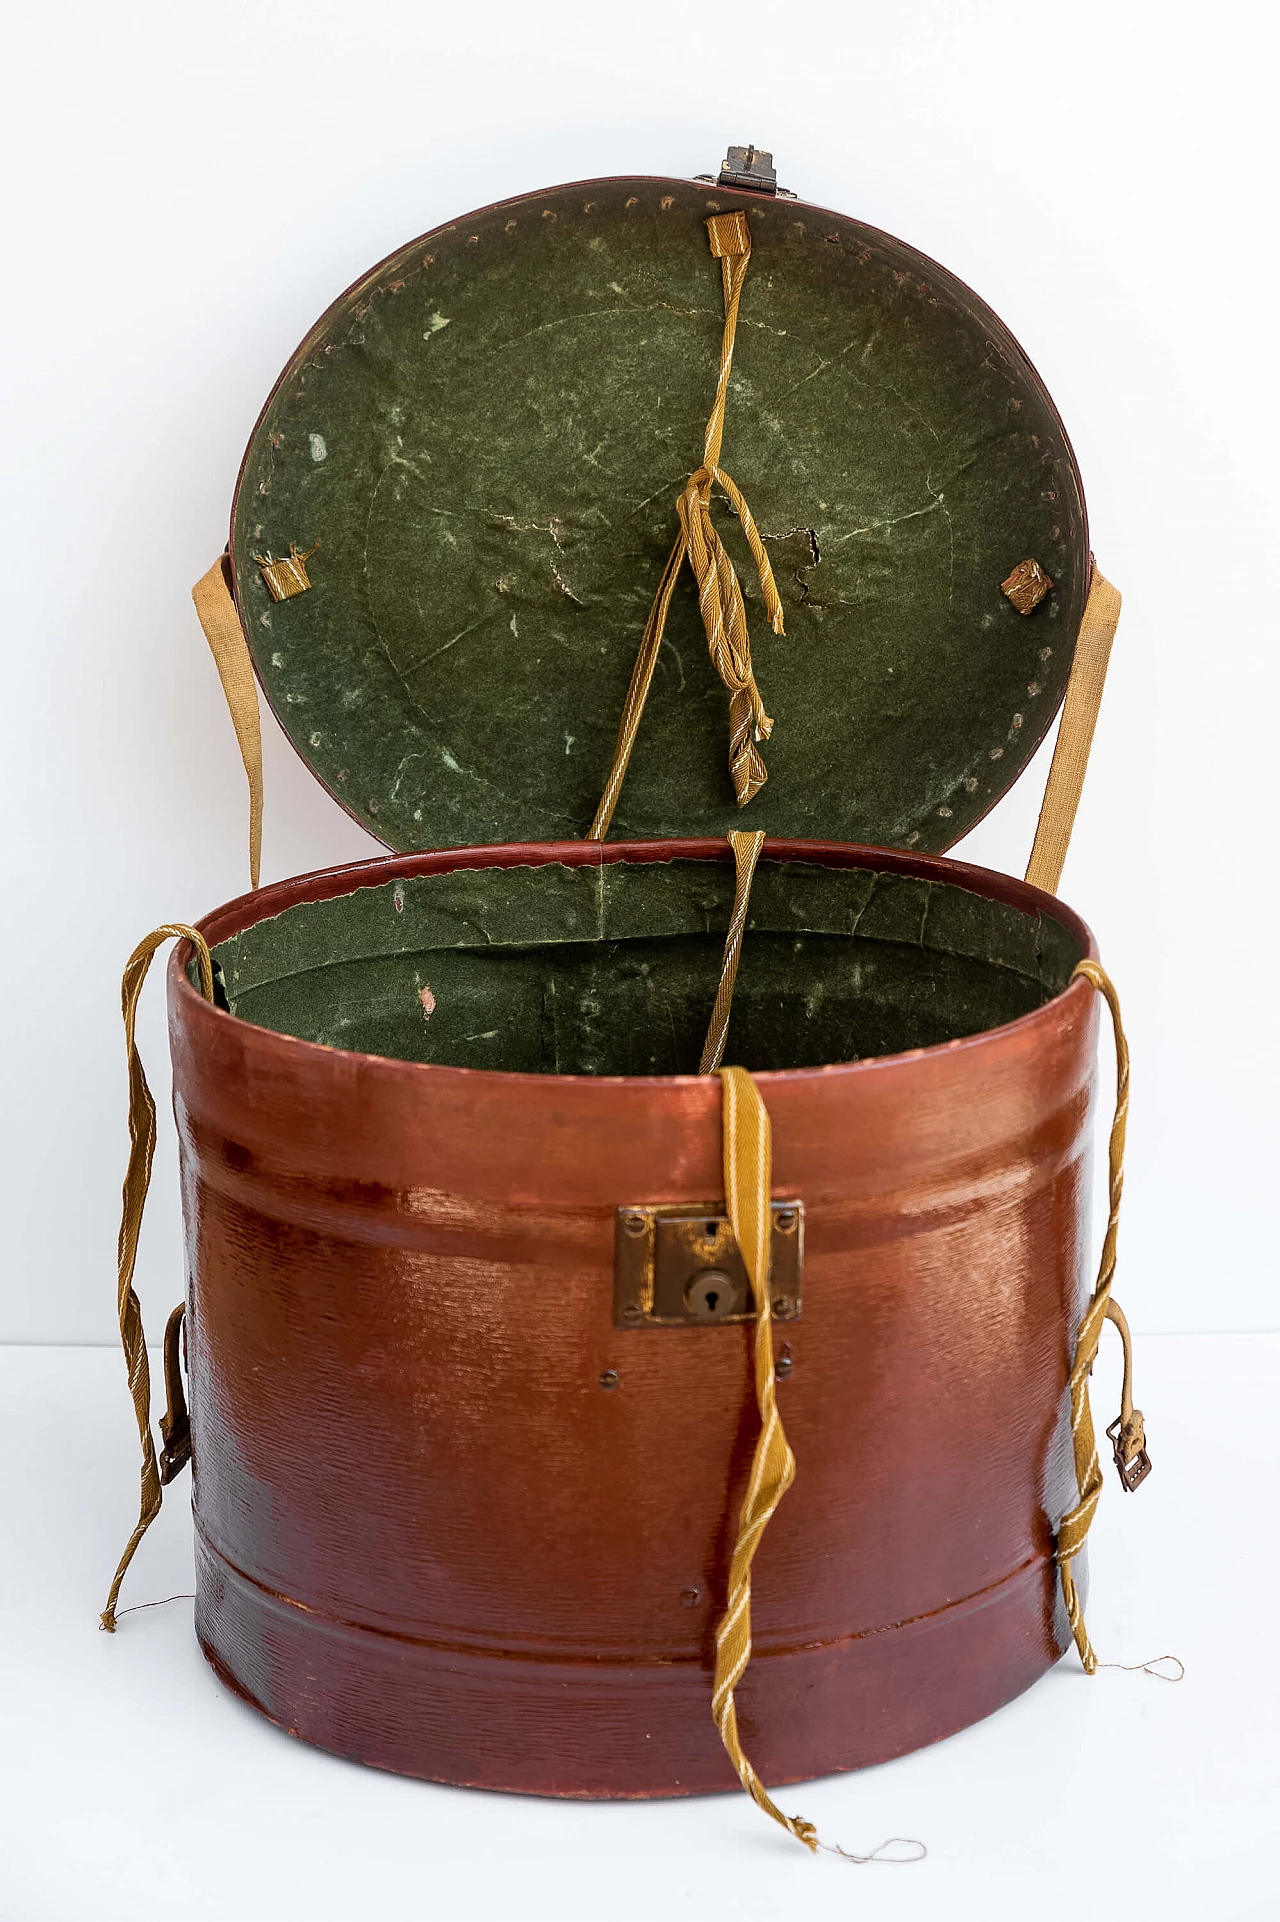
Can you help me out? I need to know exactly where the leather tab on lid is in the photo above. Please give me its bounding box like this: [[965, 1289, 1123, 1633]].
[[706, 211, 751, 258]]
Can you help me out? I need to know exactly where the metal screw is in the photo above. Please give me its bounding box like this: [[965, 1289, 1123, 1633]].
[[774, 1210, 797, 1234], [622, 1301, 644, 1322], [772, 1295, 795, 1319], [598, 1369, 620, 1391], [622, 1213, 648, 1238], [679, 1587, 700, 1607], [775, 1343, 794, 1381]]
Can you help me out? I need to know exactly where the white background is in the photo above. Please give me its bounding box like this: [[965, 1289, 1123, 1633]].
[[2, 5, 1278, 1919], [5, 1335, 1277, 1921], [2, 0, 1277, 1342]]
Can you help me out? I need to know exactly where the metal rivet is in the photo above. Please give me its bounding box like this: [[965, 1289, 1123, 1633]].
[[598, 1369, 620, 1390], [680, 1587, 700, 1607]]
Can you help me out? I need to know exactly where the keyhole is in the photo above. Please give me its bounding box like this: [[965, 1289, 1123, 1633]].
[[684, 1268, 744, 1320]]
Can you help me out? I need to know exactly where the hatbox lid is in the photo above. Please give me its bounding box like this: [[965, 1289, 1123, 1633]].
[[230, 165, 1088, 854]]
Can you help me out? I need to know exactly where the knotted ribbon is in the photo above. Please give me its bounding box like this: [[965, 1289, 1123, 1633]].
[[1056, 957, 1150, 1672], [101, 925, 214, 1632], [713, 1064, 818, 1851], [589, 211, 784, 839]]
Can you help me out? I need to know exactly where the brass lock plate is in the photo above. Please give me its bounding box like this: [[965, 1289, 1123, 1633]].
[[613, 1201, 803, 1328]]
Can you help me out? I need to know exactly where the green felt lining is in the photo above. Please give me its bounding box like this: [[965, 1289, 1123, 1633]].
[[232, 176, 1087, 856], [209, 859, 1083, 1075]]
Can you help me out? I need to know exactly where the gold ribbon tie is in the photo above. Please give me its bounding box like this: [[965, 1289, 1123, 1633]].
[[590, 211, 784, 839], [1056, 957, 1151, 1673], [699, 830, 767, 1074], [101, 925, 215, 1632], [712, 1064, 817, 1850]]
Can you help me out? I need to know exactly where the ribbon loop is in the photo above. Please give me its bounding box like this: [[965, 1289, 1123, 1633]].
[[677, 460, 785, 806], [101, 924, 215, 1633], [1056, 957, 1150, 1674], [589, 214, 784, 838]]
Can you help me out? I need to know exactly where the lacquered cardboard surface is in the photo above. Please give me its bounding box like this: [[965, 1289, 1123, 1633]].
[[171, 840, 1099, 1794]]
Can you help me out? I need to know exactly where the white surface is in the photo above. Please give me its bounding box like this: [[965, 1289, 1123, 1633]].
[[1, 1336, 1277, 1921], [0, 0, 1278, 1341], [4, 19, 1274, 1909]]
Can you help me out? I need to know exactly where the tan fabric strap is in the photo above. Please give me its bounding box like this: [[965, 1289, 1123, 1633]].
[[589, 213, 783, 840], [193, 554, 263, 890], [699, 831, 767, 1074], [712, 1066, 818, 1850], [100, 925, 215, 1632], [191, 504, 1116, 900], [1056, 957, 1150, 1674], [1024, 563, 1122, 895]]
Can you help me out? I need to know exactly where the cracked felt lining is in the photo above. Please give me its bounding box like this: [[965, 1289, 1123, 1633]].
[[207, 858, 1084, 1076], [232, 176, 1088, 856]]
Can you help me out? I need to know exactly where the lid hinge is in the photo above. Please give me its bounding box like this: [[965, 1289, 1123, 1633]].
[[694, 145, 796, 198]]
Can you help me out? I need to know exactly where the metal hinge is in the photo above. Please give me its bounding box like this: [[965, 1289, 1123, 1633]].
[[693, 144, 796, 198], [613, 1201, 803, 1328]]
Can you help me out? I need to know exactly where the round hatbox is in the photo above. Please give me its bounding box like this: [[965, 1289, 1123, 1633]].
[[119, 163, 1128, 1803], [172, 835, 1099, 1796]]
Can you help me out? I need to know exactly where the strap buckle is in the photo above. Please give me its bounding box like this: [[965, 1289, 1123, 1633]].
[[159, 1301, 193, 1485], [1106, 1413, 1151, 1492]]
